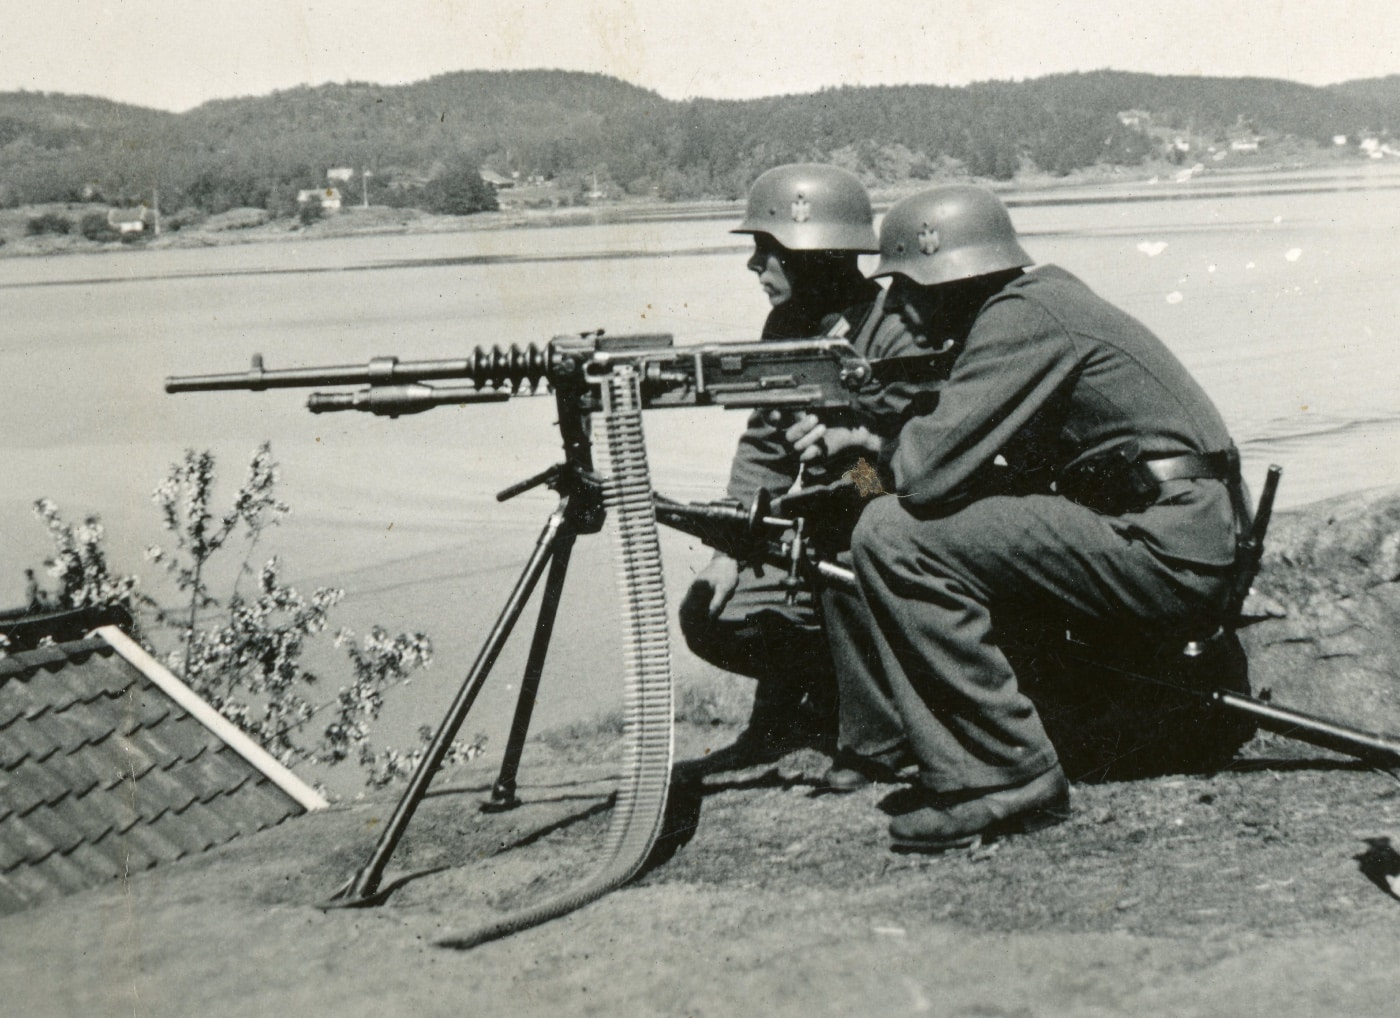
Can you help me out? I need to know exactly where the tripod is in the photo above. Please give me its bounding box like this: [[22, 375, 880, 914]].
[[326, 368, 673, 921], [324, 473, 595, 906]]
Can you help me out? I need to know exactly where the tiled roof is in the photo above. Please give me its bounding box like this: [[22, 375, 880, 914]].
[[0, 628, 326, 914]]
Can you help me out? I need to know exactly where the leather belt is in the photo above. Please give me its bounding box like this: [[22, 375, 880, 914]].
[[1141, 449, 1234, 484], [1144, 446, 1254, 543]]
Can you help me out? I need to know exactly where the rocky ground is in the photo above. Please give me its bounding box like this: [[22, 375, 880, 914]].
[[5, 490, 1400, 1017]]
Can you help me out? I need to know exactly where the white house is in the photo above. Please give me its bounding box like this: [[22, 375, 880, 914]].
[[297, 187, 343, 211], [479, 169, 514, 189], [107, 206, 156, 234]]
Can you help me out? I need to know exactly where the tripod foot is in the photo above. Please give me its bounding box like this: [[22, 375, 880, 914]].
[[481, 779, 522, 812], [318, 875, 395, 911], [479, 797, 521, 814]]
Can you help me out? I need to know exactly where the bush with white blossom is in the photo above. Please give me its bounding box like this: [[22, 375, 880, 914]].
[[22, 443, 483, 789]]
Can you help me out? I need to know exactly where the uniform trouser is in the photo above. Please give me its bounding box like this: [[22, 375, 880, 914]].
[[848, 493, 1231, 794], [679, 562, 902, 756]]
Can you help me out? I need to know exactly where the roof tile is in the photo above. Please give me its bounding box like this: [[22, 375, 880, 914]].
[[179, 748, 253, 803], [84, 730, 159, 785], [27, 748, 105, 800], [113, 683, 175, 732], [0, 827, 27, 870], [0, 644, 75, 673], [0, 730, 23, 771], [0, 872, 31, 913], [141, 710, 223, 759], [0, 861, 53, 908], [1, 758, 72, 815], [236, 778, 307, 829], [48, 788, 133, 844], [13, 800, 89, 858], [119, 724, 187, 770], [198, 785, 285, 838], [0, 721, 62, 767], [0, 641, 103, 680], [38, 654, 128, 710], [111, 815, 192, 866], [88, 826, 163, 875], [151, 802, 230, 856], [0, 676, 55, 726], [33, 704, 118, 755], [27, 847, 96, 896], [131, 764, 201, 821], [65, 840, 125, 885], [0, 633, 313, 915], [187, 746, 258, 799]]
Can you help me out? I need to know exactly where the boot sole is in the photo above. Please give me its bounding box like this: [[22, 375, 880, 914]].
[[889, 798, 1071, 855]]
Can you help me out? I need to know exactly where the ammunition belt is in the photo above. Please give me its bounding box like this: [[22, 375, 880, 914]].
[[440, 365, 673, 950]]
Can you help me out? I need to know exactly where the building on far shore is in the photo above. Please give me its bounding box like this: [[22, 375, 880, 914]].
[[479, 169, 515, 190], [297, 187, 343, 212], [107, 206, 157, 235]]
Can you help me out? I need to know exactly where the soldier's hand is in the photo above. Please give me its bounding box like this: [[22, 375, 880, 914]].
[[786, 413, 882, 464], [685, 554, 740, 619], [784, 413, 824, 459]]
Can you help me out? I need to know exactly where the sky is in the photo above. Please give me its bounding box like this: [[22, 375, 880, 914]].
[[6, 1, 1400, 112]]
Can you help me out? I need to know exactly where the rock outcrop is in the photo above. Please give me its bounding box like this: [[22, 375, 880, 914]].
[[1240, 487, 1400, 745]]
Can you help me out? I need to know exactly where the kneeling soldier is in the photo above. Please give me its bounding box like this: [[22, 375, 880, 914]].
[[680, 163, 915, 765], [836, 185, 1247, 849]]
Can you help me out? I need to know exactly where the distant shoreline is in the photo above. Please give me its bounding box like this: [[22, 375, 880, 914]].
[[2, 151, 1394, 261]]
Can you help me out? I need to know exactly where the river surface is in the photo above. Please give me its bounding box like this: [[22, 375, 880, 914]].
[[4, 162, 1400, 792]]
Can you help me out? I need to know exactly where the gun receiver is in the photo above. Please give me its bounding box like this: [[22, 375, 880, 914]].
[[165, 332, 896, 418]]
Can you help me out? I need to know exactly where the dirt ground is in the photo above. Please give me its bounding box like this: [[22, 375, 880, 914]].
[[4, 713, 1400, 1018], [6, 491, 1400, 1017]]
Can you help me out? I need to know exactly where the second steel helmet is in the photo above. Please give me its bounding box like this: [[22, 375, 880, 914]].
[[871, 185, 1033, 286], [732, 164, 878, 252]]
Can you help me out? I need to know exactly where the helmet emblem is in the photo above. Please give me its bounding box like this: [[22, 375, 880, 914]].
[[918, 224, 940, 256], [790, 193, 811, 223]]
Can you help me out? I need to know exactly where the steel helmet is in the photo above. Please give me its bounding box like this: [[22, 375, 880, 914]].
[[732, 164, 878, 252], [872, 185, 1032, 286]]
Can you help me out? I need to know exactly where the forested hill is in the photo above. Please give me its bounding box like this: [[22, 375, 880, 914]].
[[1329, 74, 1400, 111], [0, 68, 1395, 215]]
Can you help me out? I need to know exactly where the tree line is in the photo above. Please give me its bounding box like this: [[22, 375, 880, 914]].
[[0, 69, 1394, 217]]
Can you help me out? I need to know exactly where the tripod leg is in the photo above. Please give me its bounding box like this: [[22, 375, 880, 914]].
[[324, 504, 571, 908], [485, 531, 577, 811]]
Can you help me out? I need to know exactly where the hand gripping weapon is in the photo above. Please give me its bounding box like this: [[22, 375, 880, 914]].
[[166, 332, 936, 949]]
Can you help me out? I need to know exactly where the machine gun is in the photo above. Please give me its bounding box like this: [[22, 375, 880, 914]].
[[166, 330, 902, 412], [166, 331, 937, 949], [658, 475, 1400, 778]]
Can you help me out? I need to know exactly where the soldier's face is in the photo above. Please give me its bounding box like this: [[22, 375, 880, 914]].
[[886, 276, 944, 345], [747, 237, 794, 307]]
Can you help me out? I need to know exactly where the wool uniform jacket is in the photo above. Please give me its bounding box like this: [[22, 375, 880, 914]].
[[885, 266, 1238, 567]]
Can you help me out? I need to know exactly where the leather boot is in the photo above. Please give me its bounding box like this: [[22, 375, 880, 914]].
[[888, 766, 1071, 852], [821, 746, 916, 792]]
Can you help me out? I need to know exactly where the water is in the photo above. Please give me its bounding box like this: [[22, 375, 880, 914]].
[[5, 162, 1400, 793]]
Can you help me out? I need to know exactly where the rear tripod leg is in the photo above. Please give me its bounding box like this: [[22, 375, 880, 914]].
[[483, 532, 576, 812], [323, 504, 573, 909]]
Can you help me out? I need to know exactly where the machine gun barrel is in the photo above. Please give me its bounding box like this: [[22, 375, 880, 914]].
[[165, 346, 553, 395], [164, 333, 917, 420]]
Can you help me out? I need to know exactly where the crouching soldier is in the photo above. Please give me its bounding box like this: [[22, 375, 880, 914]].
[[679, 163, 915, 766], [833, 184, 1248, 849]]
